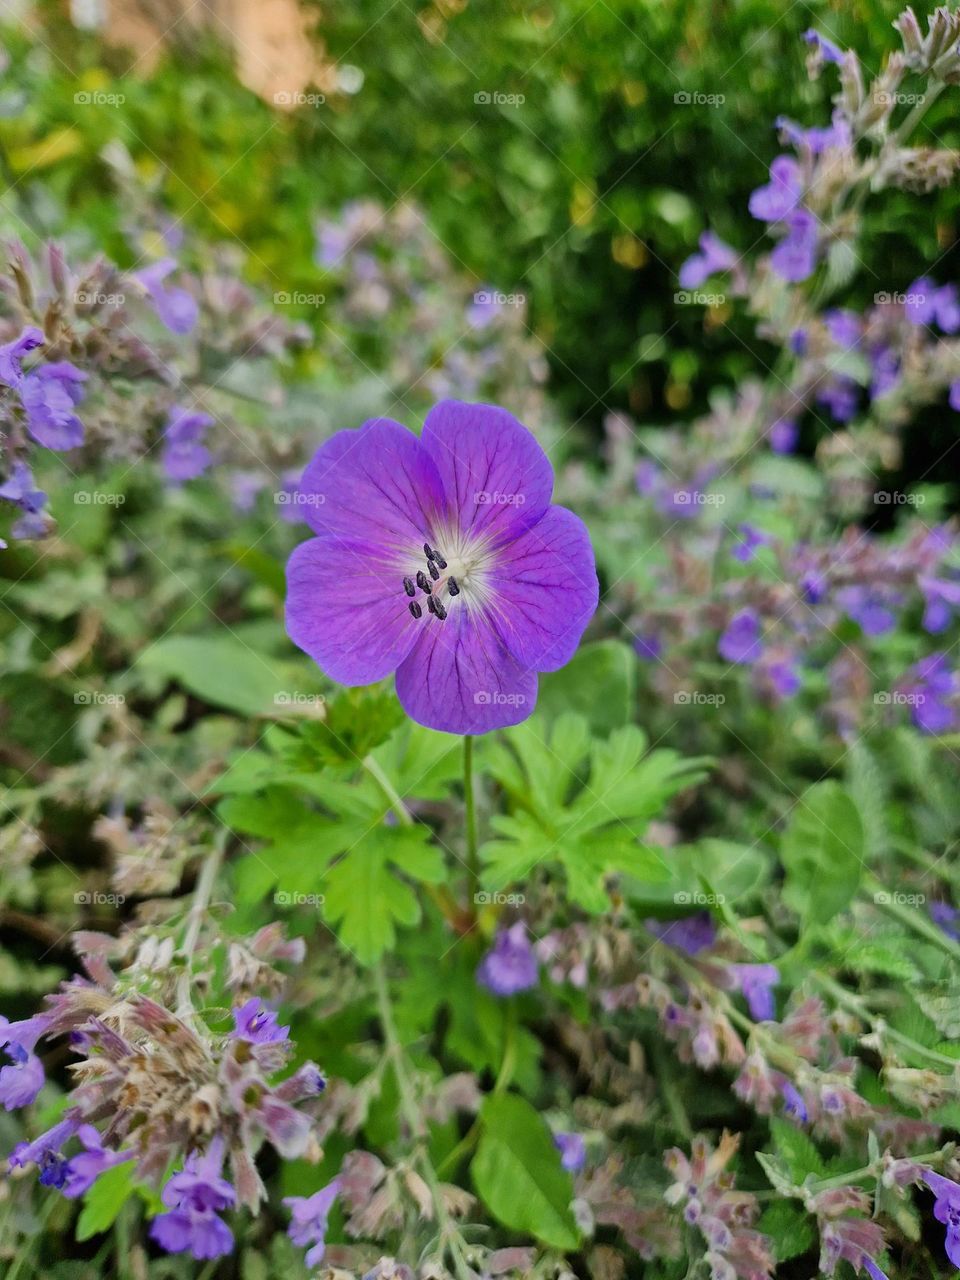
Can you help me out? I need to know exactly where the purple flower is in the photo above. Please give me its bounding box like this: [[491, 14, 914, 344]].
[[803, 28, 844, 63], [228, 469, 267, 513], [466, 287, 504, 329], [731, 523, 770, 563], [825, 308, 861, 348], [135, 259, 198, 335], [161, 408, 214, 482], [678, 232, 738, 289], [648, 912, 716, 955], [870, 345, 900, 400], [837, 585, 898, 636], [930, 901, 960, 940], [0, 1043, 43, 1109], [924, 1170, 960, 1267], [749, 156, 802, 222], [768, 417, 799, 454], [718, 608, 763, 664], [22, 362, 86, 450], [150, 1138, 236, 1261], [788, 328, 808, 356], [284, 1177, 340, 1268], [775, 113, 850, 154], [905, 278, 960, 332], [10, 1116, 79, 1184], [920, 576, 960, 634], [862, 1258, 890, 1280], [553, 1131, 586, 1173], [902, 652, 956, 734], [770, 209, 818, 283], [477, 922, 539, 996], [634, 633, 662, 661], [730, 963, 779, 1021], [0, 325, 43, 388], [781, 1081, 808, 1123], [285, 402, 598, 735], [950, 380, 960, 412], [62, 1125, 134, 1199], [761, 654, 802, 700], [230, 997, 289, 1044], [0, 461, 49, 540], [800, 571, 828, 604], [816, 375, 859, 422]]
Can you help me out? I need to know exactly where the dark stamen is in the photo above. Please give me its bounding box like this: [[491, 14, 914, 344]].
[[409, 600, 422, 619], [426, 594, 438, 616], [402, 576, 415, 597], [428, 560, 440, 580], [423, 542, 435, 560], [447, 577, 460, 596], [416, 570, 432, 593], [434, 554, 447, 569], [434, 599, 448, 620]]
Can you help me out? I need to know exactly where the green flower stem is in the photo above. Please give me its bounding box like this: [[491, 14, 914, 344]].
[[175, 829, 227, 1022], [813, 971, 960, 1070], [463, 736, 480, 915], [437, 1000, 517, 1177], [374, 963, 472, 1280], [363, 753, 414, 826]]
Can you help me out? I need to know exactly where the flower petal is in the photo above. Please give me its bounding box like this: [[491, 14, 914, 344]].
[[298, 418, 446, 552], [286, 537, 419, 684], [395, 609, 537, 734], [487, 505, 598, 672], [421, 400, 553, 544]]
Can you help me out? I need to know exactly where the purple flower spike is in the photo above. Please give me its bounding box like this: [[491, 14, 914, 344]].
[[730, 963, 779, 1021], [553, 1131, 586, 1173], [230, 997, 290, 1045], [678, 231, 738, 289], [10, 1116, 79, 1173], [477, 922, 539, 996], [284, 1177, 341, 1268], [0, 326, 44, 388], [62, 1126, 134, 1199], [150, 1138, 236, 1261], [22, 362, 86, 451], [748, 156, 802, 223], [718, 608, 763, 664], [770, 209, 818, 283], [924, 1170, 960, 1268], [136, 258, 199, 335], [285, 402, 598, 735], [161, 408, 214, 483]]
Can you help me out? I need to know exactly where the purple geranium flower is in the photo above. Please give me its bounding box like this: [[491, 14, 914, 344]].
[[554, 1131, 586, 1173], [648, 911, 717, 955], [150, 1138, 236, 1261], [161, 408, 214, 483], [0, 325, 44, 388], [21, 362, 86, 450], [768, 417, 799, 454], [678, 231, 738, 289], [770, 209, 818, 283], [730, 963, 779, 1021], [62, 1125, 134, 1199], [135, 259, 198, 335], [285, 402, 598, 735], [477, 921, 539, 996], [285, 1177, 340, 1268], [230, 997, 289, 1045], [718, 608, 763, 664], [749, 156, 802, 222], [924, 1170, 960, 1267]]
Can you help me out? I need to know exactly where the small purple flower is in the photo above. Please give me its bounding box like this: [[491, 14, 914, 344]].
[[718, 608, 763, 664], [905, 278, 960, 332], [634, 633, 662, 661], [920, 576, 960, 634], [775, 113, 851, 154], [803, 28, 844, 64], [230, 997, 289, 1045], [678, 231, 738, 289], [161, 408, 214, 483], [862, 1258, 890, 1280], [869, 345, 900, 400], [825, 308, 861, 349], [800, 570, 828, 605], [770, 209, 818, 283], [228, 470, 267, 513], [0, 325, 44, 388], [0, 1043, 43, 1109], [135, 259, 198, 335], [10, 1117, 79, 1179], [781, 1081, 808, 1123], [285, 402, 598, 735], [466, 287, 504, 329], [553, 1131, 586, 1173], [284, 1177, 340, 1268], [768, 417, 799, 454], [62, 1125, 134, 1199], [902, 652, 956, 734], [648, 912, 716, 955], [730, 523, 770, 563], [924, 1170, 960, 1267], [816, 375, 859, 422], [150, 1138, 236, 1261], [0, 461, 49, 540], [950, 380, 960, 412], [761, 654, 801, 700], [930, 901, 960, 940], [748, 156, 802, 223], [477, 922, 539, 996], [730, 963, 779, 1021], [788, 328, 808, 356], [21, 362, 86, 450], [837, 585, 898, 636]]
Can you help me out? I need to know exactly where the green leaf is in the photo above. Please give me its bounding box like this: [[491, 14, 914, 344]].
[[756, 1200, 815, 1261], [137, 635, 294, 716], [769, 1117, 824, 1181], [75, 1162, 136, 1240], [471, 1094, 580, 1250], [537, 640, 636, 734], [781, 781, 864, 926]]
